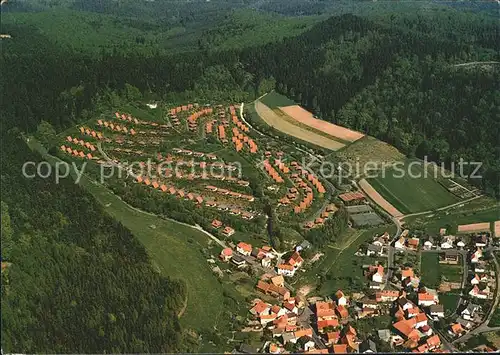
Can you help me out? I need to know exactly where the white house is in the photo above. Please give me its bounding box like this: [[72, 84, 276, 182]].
[[395, 237, 406, 250], [262, 257, 272, 268], [336, 290, 348, 306], [277, 264, 295, 277], [471, 274, 481, 285], [475, 235, 488, 248], [469, 285, 489, 299], [461, 304, 480, 320], [237, 242, 252, 256], [424, 240, 434, 250], [471, 248, 483, 263], [372, 266, 384, 283], [440, 236, 455, 249], [282, 332, 298, 344], [397, 297, 413, 311], [146, 102, 158, 109], [367, 244, 383, 256], [457, 240, 466, 248], [303, 339, 316, 352], [430, 304, 445, 318]]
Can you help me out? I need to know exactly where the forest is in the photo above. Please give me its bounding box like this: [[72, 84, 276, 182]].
[[1, 131, 188, 353], [1, 2, 499, 352]]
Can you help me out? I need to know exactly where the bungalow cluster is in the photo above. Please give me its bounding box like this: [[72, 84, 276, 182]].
[[61, 136, 99, 161], [304, 204, 338, 229]]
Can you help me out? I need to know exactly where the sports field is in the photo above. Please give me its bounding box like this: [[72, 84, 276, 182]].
[[254, 100, 346, 150], [358, 178, 403, 217], [367, 160, 460, 214]]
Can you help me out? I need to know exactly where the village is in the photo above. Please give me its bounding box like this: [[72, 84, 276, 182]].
[[214, 221, 499, 354], [55, 101, 500, 354]]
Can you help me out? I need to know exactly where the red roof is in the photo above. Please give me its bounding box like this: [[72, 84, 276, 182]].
[[333, 344, 347, 354], [318, 319, 339, 329], [221, 248, 233, 257], [426, 335, 441, 348], [237, 242, 252, 252]]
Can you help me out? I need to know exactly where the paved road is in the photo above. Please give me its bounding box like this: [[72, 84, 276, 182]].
[[453, 61, 500, 67], [453, 252, 500, 344]]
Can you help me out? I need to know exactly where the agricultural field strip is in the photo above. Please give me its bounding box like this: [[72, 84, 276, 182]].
[[278, 105, 364, 143], [254, 100, 346, 151], [272, 106, 350, 145]]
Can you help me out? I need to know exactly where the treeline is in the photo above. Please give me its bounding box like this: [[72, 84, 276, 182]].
[[304, 206, 349, 247], [1, 132, 187, 353]]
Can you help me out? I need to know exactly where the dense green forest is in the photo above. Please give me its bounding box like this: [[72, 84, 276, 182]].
[[1, 1, 500, 351], [1, 132, 187, 352]]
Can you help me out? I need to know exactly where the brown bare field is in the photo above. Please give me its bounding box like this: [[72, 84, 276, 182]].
[[457, 222, 491, 233], [494, 220, 500, 237], [279, 105, 364, 142], [358, 178, 404, 218], [254, 101, 346, 151]]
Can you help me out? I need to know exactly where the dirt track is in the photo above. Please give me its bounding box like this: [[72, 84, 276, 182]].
[[255, 101, 345, 151], [358, 178, 404, 218]]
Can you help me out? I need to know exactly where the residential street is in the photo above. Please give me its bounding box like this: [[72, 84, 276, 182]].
[[453, 252, 500, 344]]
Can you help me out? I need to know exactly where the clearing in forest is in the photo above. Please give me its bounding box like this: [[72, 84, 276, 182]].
[[358, 178, 404, 218], [278, 105, 364, 143], [334, 135, 405, 171], [254, 101, 346, 151]]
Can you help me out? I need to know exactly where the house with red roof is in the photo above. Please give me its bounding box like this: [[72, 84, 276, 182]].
[[316, 301, 336, 320], [222, 226, 235, 237], [220, 248, 233, 262], [426, 335, 441, 350], [237, 242, 252, 256], [288, 252, 304, 269], [318, 319, 340, 332], [277, 264, 295, 277], [418, 292, 438, 307]]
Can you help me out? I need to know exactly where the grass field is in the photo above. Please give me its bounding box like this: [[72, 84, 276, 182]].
[[260, 91, 296, 109], [420, 253, 442, 289], [421, 252, 463, 289], [301, 225, 396, 295], [27, 137, 226, 332], [367, 159, 460, 214], [441, 263, 463, 283], [334, 135, 405, 169], [439, 293, 461, 315]]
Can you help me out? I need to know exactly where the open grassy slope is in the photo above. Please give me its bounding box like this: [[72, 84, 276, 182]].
[[26, 137, 226, 332]]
